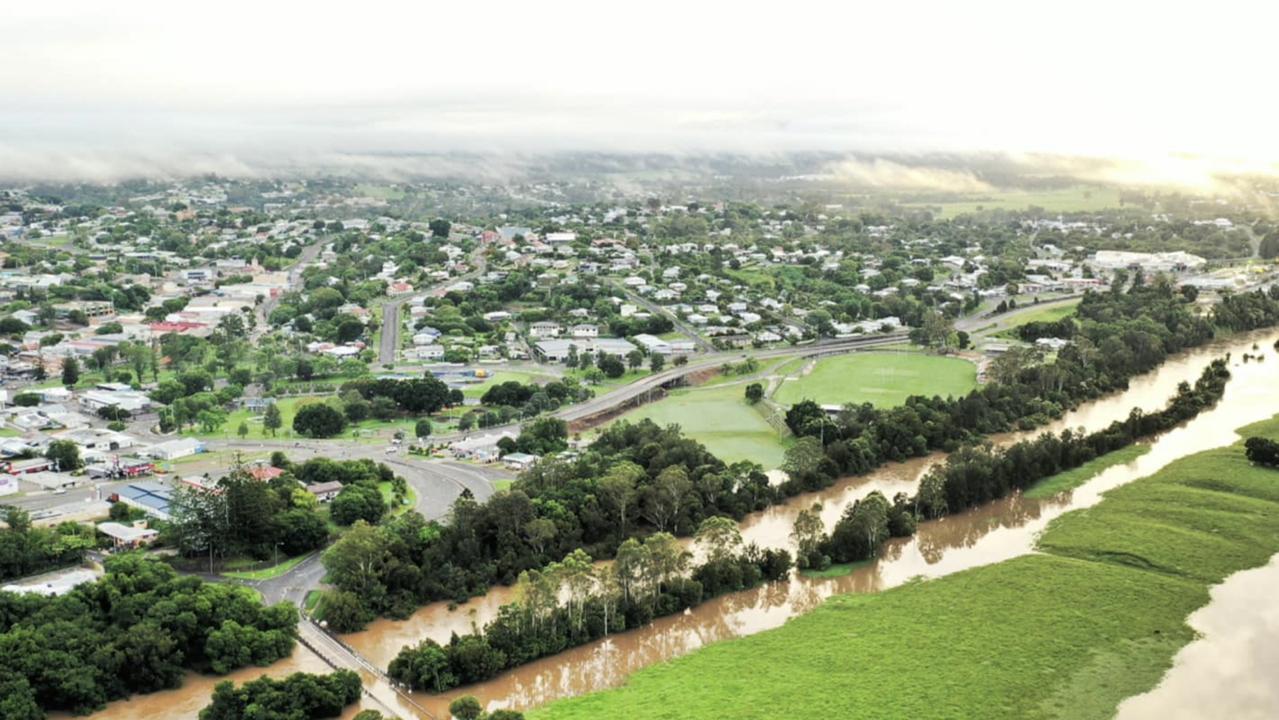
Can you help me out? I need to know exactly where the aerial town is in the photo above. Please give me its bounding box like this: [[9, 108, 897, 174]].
[[5, 4, 1279, 720], [1, 173, 1278, 720]]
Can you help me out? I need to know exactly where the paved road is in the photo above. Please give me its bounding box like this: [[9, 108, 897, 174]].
[[379, 244, 489, 365], [6, 479, 129, 513], [203, 439, 512, 520], [611, 280, 714, 352], [378, 295, 411, 365]]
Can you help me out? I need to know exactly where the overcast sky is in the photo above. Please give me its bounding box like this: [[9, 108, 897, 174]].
[[3, 1, 1277, 182]]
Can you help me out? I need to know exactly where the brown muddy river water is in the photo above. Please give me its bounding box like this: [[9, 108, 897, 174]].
[[87, 330, 1279, 719]]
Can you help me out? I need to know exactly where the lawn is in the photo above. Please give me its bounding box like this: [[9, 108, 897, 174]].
[[993, 298, 1082, 340], [222, 553, 310, 581], [611, 383, 789, 468], [533, 417, 1279, 720], [1023, 444, 1150, 500], [354, 183, 406, 201], [185, 396, 417, 442], [568, 368, 652, 392], [905, 186, 1124, 219], [461, 370, 553, 399], [774, 351, 976, 408]]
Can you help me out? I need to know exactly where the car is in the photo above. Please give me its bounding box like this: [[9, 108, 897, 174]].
[[53, 487, 68, 495]]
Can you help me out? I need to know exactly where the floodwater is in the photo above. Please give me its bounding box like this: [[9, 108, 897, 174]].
[[1115, 552, 1279, 720], [53, 646, 377, 720], [87, 329, 1279, 719]]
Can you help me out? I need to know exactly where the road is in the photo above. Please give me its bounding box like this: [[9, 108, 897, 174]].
[[379, 294, 411, 365], [202, 438, 511, 520], [611, 280, 714, 352], [956, 293, 1084, 336], [379, 244, 488, 365]]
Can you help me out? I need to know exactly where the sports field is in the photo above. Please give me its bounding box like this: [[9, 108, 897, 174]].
[[774, 351, 976, 407], [612, 384, 789, 468]]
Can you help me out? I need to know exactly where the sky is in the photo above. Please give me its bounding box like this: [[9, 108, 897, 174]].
[[3, 1, 1278, 183]]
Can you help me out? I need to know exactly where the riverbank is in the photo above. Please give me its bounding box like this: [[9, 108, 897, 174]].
[[531, 417, 1279, 719]]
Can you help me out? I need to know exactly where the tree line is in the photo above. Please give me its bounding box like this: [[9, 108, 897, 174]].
[[200, 670, 361, 720], [319, 283, 1279, 634], [0, 507, 96, 582], [387, 517, 790, 693], [0, 555, 298, 718], [780, 284, 1279, 499]]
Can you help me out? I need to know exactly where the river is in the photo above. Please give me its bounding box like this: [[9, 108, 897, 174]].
[[86, 329, 1279, 719]]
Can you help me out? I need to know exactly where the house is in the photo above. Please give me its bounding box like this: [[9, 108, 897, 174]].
[[144, 438, 205, 460], [306, 481, 344, 502], [529, 321, 562, 338], [571, 324, 599, 338], [79, 389, 151, 413], [248, 465, 285, 482], [450, 431, 517, 462], [502, 452, 540, 471], [97, 522, 159, 550], [116, 482, 176, 520]]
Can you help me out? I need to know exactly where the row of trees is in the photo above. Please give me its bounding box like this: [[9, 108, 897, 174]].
[[0, 555, 298, 717], [0, 507, 96, 581], [780, 284, 1279, 501], [914, 357, 1233, 519], [479, 378, 593, 418], [387, 518, 790, 693], [165, 459, 337, 564], [200, 670, 361, 720], [317, 419, 776, 629]]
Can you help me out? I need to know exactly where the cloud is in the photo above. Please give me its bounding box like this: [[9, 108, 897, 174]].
[[821, 158, 994, 192]]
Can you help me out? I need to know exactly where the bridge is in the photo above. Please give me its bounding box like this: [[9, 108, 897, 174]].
[[296, 618, 437, 720]]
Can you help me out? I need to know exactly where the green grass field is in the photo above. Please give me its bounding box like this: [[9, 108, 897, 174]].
[[905, 186, 1124, 219], [354, 183, 406, 200], [461, 370, 552, 399], [185, 396, 417, 442], [222, 553, 311, 581], [533, 419, 1279, 720], [1023, 444, 1151, 500], [612, 384, 789, 468], [774, 352, 976, 408], [993, 299, 1082, 340]]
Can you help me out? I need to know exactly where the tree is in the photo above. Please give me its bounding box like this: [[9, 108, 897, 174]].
[[330, 483, 387, 526], [598, 353, 625, 378], [263, 402, 283, 437], [236, 421, 249, 439], [316, 589, 372, 633], [61, 356, 80, 387], [415, 419, 432, 439], [598, 461, 643, 536], [782, 436, 826, 483], [649, 353, 665, 373], [429, 219, 452, 239], [627, 349, 644, 370], [745, 382, 764, 404], [388, 639, 456, 693], [449, 695, 483, 720], [695, 516, 742, 564], [45, 440, 81, 471], [790, 502, 826, 568], [293, 403, 347, 438], [908, 309, 953, 351], [108, 501, 131, 521], [1245, 437, 1279, 467], [640, 465, 692, 532]]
